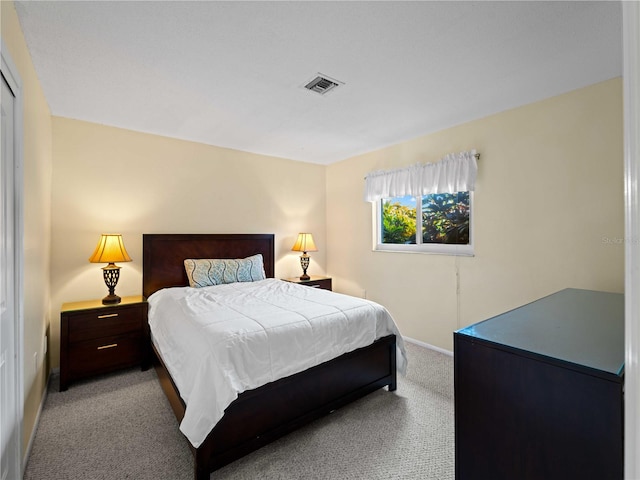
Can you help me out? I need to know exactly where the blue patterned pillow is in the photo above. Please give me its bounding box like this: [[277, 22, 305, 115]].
[[184, 254, 266, 288]]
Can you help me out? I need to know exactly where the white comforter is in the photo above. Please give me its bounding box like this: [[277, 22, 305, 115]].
[[147, 278, 407, 448]]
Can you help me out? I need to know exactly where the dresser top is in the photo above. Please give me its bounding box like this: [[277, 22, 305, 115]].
[[456, 288, 624, 378]]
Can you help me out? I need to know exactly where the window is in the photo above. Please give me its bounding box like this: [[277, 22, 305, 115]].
[[375, 191, 474, 255], [365, 150, 478, 255]]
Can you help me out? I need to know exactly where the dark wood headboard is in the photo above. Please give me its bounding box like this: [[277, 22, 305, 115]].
[[142, 234, 275, 298]]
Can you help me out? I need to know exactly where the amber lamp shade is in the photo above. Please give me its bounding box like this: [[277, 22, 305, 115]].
[[89, 234, 132, 305], [291, 233, 318, 281]]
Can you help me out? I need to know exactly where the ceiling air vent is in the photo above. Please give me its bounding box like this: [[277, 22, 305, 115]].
[[304, 74, 343, 95]]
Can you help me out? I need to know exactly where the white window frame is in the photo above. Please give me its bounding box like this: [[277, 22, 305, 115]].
[[373, 192, 474, 256]]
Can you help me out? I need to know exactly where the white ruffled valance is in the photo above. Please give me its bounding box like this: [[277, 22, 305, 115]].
[[364, 150, 478, 202]]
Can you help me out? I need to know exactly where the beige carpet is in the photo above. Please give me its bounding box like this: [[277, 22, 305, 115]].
[[24, 342, 454, 480]]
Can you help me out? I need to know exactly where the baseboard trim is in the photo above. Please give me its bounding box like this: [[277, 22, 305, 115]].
[[403, 336, 453, 357], [23, 370, 52, 472]]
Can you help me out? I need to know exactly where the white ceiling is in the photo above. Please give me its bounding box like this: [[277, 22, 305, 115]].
[[14, 1, 622, 165]]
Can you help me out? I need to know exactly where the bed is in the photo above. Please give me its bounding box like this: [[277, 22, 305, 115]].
[[142, 233, 403, 480]]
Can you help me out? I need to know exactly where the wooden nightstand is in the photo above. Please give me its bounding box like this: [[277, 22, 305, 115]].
[[59, 295, 148, 391], [282, 275, 332, 291]]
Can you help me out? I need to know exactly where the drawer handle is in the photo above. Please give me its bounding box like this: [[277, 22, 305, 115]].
[[310, 285, 321, 288], [97, 343, 118, 350], [97, 313, 119, 319]]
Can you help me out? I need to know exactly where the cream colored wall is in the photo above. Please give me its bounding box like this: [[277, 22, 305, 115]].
[[49, 117, 327, 369], [326, 78, 624, 351], [1, 1, 53, 457]]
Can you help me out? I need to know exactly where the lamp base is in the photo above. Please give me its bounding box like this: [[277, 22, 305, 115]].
[[101, 263, 122, 305], [102, 294, 121, 305], [299, 253, 311, 282]]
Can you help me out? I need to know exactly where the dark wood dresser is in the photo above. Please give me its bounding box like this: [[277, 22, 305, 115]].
[[60, 295, 148, 391], [454, 288, 624, 480]]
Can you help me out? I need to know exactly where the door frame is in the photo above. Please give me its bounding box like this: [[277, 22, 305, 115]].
[[624, 2, 640, 479], [1, 41, 25, 477]]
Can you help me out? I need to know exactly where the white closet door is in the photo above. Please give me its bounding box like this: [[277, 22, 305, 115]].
[[0, 71, 20, 480]]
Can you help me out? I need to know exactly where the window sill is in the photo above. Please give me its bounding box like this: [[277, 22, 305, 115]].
[[374, 243, 474, 256]]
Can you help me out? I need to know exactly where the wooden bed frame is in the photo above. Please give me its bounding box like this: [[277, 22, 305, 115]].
[[142, 233, 397, 480]]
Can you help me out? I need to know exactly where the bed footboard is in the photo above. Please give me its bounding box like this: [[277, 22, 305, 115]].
[[153, 335, 397, 480]]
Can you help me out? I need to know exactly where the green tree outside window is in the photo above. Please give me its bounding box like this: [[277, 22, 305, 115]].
[[381, 199, 416, 244], [381, 192, 470, 245]]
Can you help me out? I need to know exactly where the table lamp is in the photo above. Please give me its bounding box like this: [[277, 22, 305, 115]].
[[89, 234, 132, 304], [291, 233, 318, 281]]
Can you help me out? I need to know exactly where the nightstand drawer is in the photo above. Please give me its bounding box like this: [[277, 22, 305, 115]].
[[67, 305, 143, 343], [68, 334, 142, 377], [304, 278, 332, 290]]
